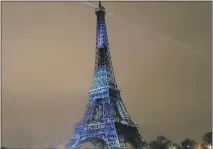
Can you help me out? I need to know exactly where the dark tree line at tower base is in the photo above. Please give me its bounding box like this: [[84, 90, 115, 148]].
[[148, 132, 212, 149], [2, 132, 212, 149]]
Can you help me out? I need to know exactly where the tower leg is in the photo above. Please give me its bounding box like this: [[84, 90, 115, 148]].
[[130, 132, 148, 149], [117, 135, 127, 149], [66, 122, 132, 149], [65, 134, 80, 149]]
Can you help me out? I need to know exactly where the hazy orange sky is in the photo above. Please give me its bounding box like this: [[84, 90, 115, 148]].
[[2, 1, 212, 148]]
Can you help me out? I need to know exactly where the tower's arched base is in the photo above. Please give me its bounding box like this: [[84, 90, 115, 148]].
[[66, 122, 148, 149]]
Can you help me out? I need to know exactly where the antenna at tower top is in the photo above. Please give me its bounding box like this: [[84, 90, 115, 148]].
[[95, 0, 105, 13]]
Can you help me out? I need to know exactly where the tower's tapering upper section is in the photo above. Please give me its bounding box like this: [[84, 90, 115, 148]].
[[95, 1, 108, 49], [90, 2, 118, 91]]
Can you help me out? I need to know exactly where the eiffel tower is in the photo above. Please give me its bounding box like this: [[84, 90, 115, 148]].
[[66, 2, 148, 149]]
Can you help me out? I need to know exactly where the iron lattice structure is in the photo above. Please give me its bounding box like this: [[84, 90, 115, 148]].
[[66, 2, 148, 149]]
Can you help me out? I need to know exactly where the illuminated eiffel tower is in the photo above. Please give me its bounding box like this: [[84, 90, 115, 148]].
[[66, 2, 148, 149]]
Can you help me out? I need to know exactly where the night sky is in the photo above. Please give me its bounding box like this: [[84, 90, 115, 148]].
[[2, 1, 212, 148]]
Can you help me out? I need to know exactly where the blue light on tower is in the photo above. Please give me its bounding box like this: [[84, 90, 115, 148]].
[[95, 2, 108, 49], [65, 1, 148, 149]]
